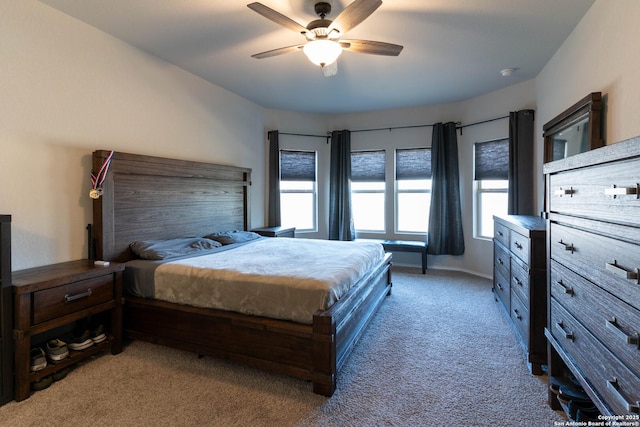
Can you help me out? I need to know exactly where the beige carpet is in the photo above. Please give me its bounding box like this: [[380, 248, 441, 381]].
[[0, 268, 565, 426]]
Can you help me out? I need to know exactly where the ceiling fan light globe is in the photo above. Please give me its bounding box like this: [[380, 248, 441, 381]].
[[303, 40, 342, 66]]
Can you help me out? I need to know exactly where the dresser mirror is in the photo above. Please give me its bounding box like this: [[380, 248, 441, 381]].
[[543, 92, 603, 163]]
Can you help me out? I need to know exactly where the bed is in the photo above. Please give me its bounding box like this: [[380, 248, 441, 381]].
[[91, 150, 392, 396]]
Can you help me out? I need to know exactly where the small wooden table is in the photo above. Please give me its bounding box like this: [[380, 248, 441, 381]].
[[12, 260, 124, 401]]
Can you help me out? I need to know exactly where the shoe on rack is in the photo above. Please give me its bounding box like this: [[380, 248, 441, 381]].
[[46, 339, 69, 362], [90, 324, 107, 344], [52, 367, 71, 382], [67, 328, 93, 351], [31, 375, 53, 392], [30, 347, 47, 372]]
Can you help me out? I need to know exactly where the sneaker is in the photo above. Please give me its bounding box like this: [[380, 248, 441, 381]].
[[30, 347, 47, 372], [45, 339, 69, 362], [90, 324, 107, 344], [31, 375, 53, 391], [67, 329, 93, 351], [52, 367, 71, 382]]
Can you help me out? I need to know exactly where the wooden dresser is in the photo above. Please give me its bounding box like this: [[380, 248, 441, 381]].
[[493, 214, 547, 375], [544, 136, 640, 416], [0, 215, 12, 405]]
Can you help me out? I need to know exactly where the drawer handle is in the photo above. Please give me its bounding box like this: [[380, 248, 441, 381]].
[[555, 321, 574, 341], [64, 288, 92, 303], [557, 240, 575, 253], [606, 317, 639, 346], [496, 282, 504, 291], [607, 377, 640, 414], [604, 184, 639, 198], [496, 230, 504, 237], [606, 261, 639, 282], [556, 280, 574, 296], [514, 242, 523, 250], [513, 308, 522, 320], [554, 187, 574, 197], [497, 257, 504, 266], [514, 277, 523, 287]]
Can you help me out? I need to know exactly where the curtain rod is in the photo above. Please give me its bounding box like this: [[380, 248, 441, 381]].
[[456, 115, 509, 135], [277, 114, 510, 139], [279, 132, 327, 138], [350, 114, 509, 134]]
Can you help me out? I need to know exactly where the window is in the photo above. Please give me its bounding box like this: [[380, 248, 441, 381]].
[[280, 150, 317, 231], [395, 148, 431, 233], [474, 138, 509, 239], [351, 150, 386, 232]]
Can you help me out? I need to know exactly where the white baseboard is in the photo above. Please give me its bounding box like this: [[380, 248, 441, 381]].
[[392, 262, 492, 280]]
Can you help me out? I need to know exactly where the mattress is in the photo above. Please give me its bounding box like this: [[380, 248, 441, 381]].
[[124, 237, 385, 324]]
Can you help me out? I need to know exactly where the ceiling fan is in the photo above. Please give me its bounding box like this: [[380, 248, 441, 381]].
[[247, 0, 403, 76]]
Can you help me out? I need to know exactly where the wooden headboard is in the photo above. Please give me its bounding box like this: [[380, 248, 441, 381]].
[[92, 150, 251, 262]]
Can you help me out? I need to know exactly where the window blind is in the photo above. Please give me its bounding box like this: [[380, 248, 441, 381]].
[[474, 138, 509, 180], [351, 150, 386, 182], [395, 148, 431, 179], [280, 150, 316, 181]]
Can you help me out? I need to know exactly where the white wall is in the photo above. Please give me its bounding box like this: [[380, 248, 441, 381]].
[[0, 1, 267, 270], [536, 0, 640, 178]]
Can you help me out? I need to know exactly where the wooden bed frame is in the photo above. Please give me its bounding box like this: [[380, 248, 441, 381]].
[[91, 150, 392, 396]]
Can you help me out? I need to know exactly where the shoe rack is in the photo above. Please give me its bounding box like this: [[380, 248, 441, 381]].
[[12, 259, 124, 401]]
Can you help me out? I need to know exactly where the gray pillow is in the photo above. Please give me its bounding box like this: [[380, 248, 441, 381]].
[[203, 230, 261, 245], [130, 237, 222, 260]]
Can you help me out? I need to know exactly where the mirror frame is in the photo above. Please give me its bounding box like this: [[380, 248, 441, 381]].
[[543, 92, 603, 163]]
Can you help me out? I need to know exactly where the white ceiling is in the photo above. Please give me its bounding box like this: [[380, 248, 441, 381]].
[[40, 0, 595, 114]]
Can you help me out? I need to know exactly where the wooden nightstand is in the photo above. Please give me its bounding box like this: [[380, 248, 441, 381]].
[[12, 260, 124, 401], [251, 226, 295, 238]]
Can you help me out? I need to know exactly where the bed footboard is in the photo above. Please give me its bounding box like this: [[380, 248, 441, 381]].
[[312, 253, 392, 396]]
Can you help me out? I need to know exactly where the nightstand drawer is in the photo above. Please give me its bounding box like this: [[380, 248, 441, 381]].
[[33, 274, 114, 325]]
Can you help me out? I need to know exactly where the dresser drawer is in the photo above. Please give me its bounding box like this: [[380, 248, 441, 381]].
[[550, 260, 640, 378], [548, 158, 640, 228], [511, 291, 529, 344], [33, 274, 114, 325], [494, 242, 510, 282], [494, 221, 510, 248], [510, 256, 530, 307], [550, 298, 640, 415], [509, 231, 530, 265], [549, 223, 640, 312], [494, 268, 510, 311]]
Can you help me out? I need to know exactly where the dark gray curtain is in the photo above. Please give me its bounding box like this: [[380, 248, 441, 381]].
[[508, 110, 535, 215], [328, 130, 355, 241], [427, 122, 465, 255], [267, 130, 281, 227]]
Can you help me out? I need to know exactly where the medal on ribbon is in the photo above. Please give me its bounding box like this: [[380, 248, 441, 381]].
[[90, 151, 114, 199]]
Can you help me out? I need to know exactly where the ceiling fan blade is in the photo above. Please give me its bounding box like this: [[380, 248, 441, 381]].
[[340, 39, 403, 56], [328, 0, 382, 35], [247, 2, 309, 35], [251, 44, 305, 59]]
